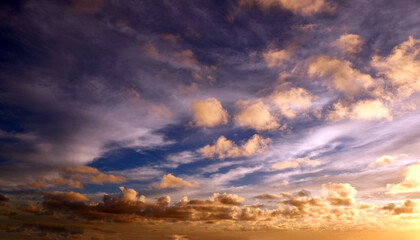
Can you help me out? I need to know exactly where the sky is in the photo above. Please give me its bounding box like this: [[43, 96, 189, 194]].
[[0, 0, 420, 239]]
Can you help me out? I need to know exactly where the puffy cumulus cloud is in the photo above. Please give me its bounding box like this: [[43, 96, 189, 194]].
[[238, 0, 335, 16], [369, 155, 405, 168], [307, 56, 374, 95], [200, 134, 271, 160], [158, 174, 199, 189], [371, 36, 420, 98], [234, 100, 279, 131], [327, 99, 392, 121], [263, 49, 291, 68], [270, 88, 313, 118], [333, 34, 363, 56], [119, 187, 146, 203], [382, 200, 418, 215], [189, 98, 228, 128], [387, 162, 420, 194], [272, 157, 321, 170], [26, 166, 126, 189], [212, 193, 245, 206], [321, 183, 357, 206]]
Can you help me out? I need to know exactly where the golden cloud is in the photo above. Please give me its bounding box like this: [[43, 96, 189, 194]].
[[307, 55, 374, 95], [371, 36, 420, 99], [270, 88, 313, 118], [263, 49, 291, 68], [387, 162, 420, 194], [333, 34, 363, 55], [200, 134, 271, 160], [158, 174, 199, 189], [327, 99, 392, 121], [321, 183, 356, 206], [234, 99, 279, 131], [189, 98, 228, 127], [272, 157, 321, 170]]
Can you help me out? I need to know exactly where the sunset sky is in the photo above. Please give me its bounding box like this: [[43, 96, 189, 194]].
[[0, 0, 420, 239]]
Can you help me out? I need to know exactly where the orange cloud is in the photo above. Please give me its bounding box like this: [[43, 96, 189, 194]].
[[307, 55, 373, 95], [333, 34, 363, 55], [270, 88, 313, 119], [234, 99, 279, 131], [272, 157, 321, 170], [158, 174, 199, 189], [387, 162, 420, 194], [200, 134, 271, 160], [189, 98, 228, 127]]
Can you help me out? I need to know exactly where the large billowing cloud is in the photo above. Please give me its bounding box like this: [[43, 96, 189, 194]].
[[234, 100, 279, 131], [189, 98, 229, 128], [387, 162, 420, 194], [321, 183, 356, 206], [200, 134, 271, 160]]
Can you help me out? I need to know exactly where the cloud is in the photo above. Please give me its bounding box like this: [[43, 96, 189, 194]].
[[382, 200, 417, 215], [369, 155, 405, 168], [263, 49, 291, 68], [321, 183, 356, 206], [333, 34, 363, 56], [158, 174, 199, 189], [307, 55, 374, 95], [371, 36, 420, 99], [119, 187, 146, 202], [26, 166, 126, 189], [270, 88, 313, 118], [327, 99, 392, 121], [387, 162, 420, 194], [254, 194, 282, 200], [239, 0, 335, 16], [42, 191, 90, 211], [272, 157, 321, 170], [200, 134, 271, 160], [189, 98, 228, 128], [164, 151, 200, 168], [170, 235, 189, 240], [234, 99, 279, 131]]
